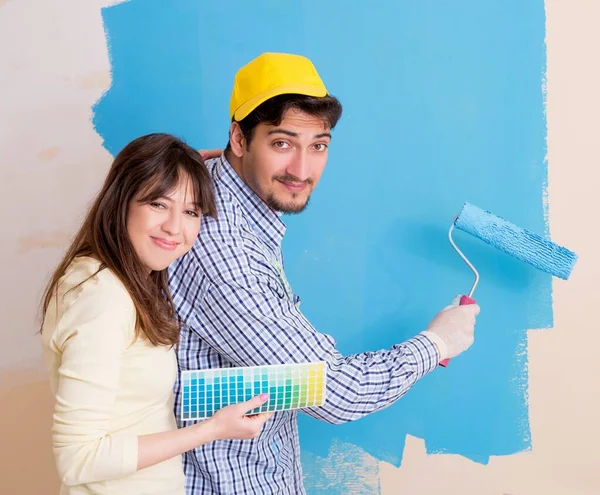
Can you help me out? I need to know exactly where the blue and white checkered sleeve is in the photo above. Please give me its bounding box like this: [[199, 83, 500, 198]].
[[173, 241, 439, 425]]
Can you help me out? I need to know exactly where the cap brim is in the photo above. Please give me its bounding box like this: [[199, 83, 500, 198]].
[[232, 84, 328, 121]]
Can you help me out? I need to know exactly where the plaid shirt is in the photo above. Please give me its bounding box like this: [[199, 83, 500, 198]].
[[168, 155, 439, 494]]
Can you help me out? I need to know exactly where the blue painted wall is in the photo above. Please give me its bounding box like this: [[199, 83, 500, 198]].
[[94, 0, 550, 491]]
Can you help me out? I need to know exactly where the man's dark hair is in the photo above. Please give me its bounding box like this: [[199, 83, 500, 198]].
[[226, 93, 343, 151]]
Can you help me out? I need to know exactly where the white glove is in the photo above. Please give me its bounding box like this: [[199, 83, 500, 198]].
[[420, 296, 480, 361]]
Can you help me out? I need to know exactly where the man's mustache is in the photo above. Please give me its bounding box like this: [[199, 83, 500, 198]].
[[273, 174, 313, 186]]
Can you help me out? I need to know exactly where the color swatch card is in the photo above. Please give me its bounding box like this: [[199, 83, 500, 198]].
[[180, 362, 327, 421]]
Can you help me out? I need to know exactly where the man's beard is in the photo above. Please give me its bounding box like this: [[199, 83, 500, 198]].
[[242, 153, 313, 214], [265, 192, 311, 214], [265, 173, 313, 214]]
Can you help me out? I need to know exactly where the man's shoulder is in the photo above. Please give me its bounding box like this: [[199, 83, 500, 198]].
[[171, 157, 273, 285], [204, 157, 247, 229], [172, 203, 249, 287]]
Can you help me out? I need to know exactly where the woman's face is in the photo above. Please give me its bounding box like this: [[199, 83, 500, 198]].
[[127, 176, 202, 272]]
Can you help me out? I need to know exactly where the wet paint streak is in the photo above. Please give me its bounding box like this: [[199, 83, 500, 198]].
[[301, 440, 381, 494]]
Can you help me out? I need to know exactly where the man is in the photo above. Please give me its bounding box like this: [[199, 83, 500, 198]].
[[169, 52, 479, 494]]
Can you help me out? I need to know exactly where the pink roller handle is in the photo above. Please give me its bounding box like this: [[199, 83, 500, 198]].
[[439, 295, 476, 367]]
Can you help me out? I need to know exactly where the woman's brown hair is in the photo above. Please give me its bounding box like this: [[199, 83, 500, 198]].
[[40, 133, 217, 346]]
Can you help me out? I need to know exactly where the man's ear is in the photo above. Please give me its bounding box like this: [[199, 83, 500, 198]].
[[229, 122, 246, 158]]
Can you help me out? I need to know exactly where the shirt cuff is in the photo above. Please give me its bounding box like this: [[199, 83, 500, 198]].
[[419, 331, 447, 361], [401, 334, 439, 377]]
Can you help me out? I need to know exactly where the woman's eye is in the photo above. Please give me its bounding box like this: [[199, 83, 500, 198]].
[[185, 210, 200, 218], [150, 202, 166, 209]]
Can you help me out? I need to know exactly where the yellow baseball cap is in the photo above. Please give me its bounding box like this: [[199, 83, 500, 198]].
[[229, 52, 328, 121]]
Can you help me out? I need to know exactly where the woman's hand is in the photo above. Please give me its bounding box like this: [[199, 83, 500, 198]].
[[199, 149, 223, 160], [207, 394, 273, 441], [137, 394, 272, 472]]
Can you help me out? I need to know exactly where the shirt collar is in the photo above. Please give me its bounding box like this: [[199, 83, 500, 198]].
[[215, 154, 286, 251]]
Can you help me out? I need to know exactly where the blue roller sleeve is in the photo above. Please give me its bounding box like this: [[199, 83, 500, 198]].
[[455, 203, 578, 280]]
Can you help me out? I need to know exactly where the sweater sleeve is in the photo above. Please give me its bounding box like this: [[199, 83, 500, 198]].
[[50, 273, 139, 486]]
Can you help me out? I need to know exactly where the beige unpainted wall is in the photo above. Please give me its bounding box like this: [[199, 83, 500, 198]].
[[0, 1, 598, 493]]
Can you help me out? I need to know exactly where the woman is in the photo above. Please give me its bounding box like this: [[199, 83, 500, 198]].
[[40, 133, 271, 494]]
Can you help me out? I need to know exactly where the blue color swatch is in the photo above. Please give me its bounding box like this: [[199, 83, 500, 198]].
[[181, 363, 326, 420]]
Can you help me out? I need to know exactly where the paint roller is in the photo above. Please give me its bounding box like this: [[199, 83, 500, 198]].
[[440, 202, 578, 367]]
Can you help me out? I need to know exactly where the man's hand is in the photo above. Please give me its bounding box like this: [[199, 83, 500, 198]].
[[420, 299, 480, 361]]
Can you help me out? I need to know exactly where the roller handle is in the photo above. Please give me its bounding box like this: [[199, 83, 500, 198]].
[[439, 295, 476, 367]]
